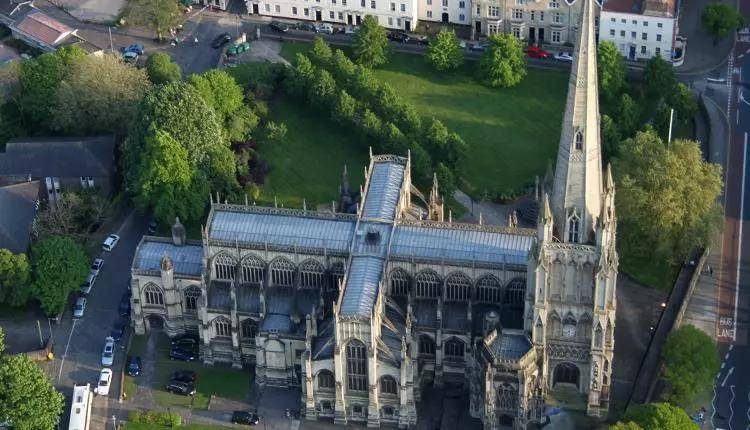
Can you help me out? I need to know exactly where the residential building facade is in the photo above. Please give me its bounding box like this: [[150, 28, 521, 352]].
[[598, 0, 677, 61], [130, 0, 616, 427]]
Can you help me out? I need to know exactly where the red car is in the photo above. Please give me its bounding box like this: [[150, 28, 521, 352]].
[[526, 45, 552, 59]]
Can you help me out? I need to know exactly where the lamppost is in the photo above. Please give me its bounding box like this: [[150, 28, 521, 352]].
[[112, 415, 117, 430]]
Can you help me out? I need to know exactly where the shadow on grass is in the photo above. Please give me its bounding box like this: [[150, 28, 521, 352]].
[[620, 252, 679, 292]]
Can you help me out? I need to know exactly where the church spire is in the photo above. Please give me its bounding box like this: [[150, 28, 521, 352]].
[[427, 172, 444, 222], [550, 0, 603, 244]]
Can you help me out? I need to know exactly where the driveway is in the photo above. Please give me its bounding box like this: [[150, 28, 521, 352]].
[[55, 0, 126, 24]]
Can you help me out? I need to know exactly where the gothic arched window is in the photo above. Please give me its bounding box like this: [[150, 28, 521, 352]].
[[380, 376, 397, 395], [214, 254, 236, 281], [505, 278, 526, 307], [445, 272, 471, 301], [270, 258, 295, 287], [241, 319, 257, 339], [415, 271, 440, 298], [213, 316, 231, 338], [330, 262, 345, 291], [444, 338, 465, 357], [418, 335, 436, 356], [568, 212, 580, 243], [143, 284, 164, 306], [183, 286, 201, 311], [241, 255, 265, 284], [476, 275, 502, 303], [574, 130, 583, 150], [390, 269, 410, 297], [346, 340, 367, 392], [299, 259, 325, 288], [594, 324, 603, 348], [318, 370, 335, 390]]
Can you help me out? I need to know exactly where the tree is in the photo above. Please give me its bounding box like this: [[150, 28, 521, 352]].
[[332, 89, 358, 124], [622, 403, 698, 430], [35, 191, 110, 241], [598, 40, 626, 103], [125, 0, 182, 41], [52, 54, 151, 136], [617, 93, 640, 137], [352, 15, 390, 68], [0, 329, 65, 430], [0, 249, 31, 307], [610, 422, 644, 430], [479, 33, 527, 88], [309, 68, 337, 108], [146, 52, 182, 84], [643, 56, 676, 101], [614, 129, 723, 264], [427, 29, 464, 71], [188, 69, 257, 141], [667, 83, 698, 124], [30, 235, 88, 316], [308, 36, 333, 66], [602, 114, 622, 160], [435, 163, 456, 200], [133, 126, 209, 225], [702, 3, 745, 40], [662, 324, 720, 408], [286, 53, 316, 98]]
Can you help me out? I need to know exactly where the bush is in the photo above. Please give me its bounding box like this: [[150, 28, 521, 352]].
[[128, 409, 182, 426], [263, 121, 287, 142]]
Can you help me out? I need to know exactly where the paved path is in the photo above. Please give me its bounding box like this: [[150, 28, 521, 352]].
[[676, 0, 735, 75], [53, 0, 126, 24]]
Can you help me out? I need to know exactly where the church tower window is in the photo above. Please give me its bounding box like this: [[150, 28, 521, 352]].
[[444, 338, 465, 357], [567, 212, 580, 243], [241, 255, 265, 284], [445, 272, 471, 301], [270, 258, 295, 287], [318, 370, 335, 390], [415, 271, 441, 298], [183, 286, 201, 311], [143, 284, 164, 306], [390, 269, 410, 296], [476, 275, 502, 303], [299, 259, 325, 288], [346, 340, 368, 392], [241, 319, 257, 340], [380, 376, 398, 395], [574, 130, 583, 150], [213, 316, 231, 338], [214, 254, 235, 281]]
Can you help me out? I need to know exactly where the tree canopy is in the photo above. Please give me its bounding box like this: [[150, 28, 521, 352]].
[[146, 52, 182, 84], [614, 129, 723, 264], [125, 0, 182, 40], [52, 53, 151, 136], [188, 69, 258, 141], [0, 249, 31, 307], [662, 324, 720, 408], [0, 328, 64, 430], [598, 41, 626, 103], [427, 29, 464, 71], [30, 235, 88, 316], [352, 15, 390, 68], [479, 33, 527, 88], [622, 403, 698, 430], [643, 56, 676, 101], [702, 3, 745, 40], [610, 422, 644, 430]]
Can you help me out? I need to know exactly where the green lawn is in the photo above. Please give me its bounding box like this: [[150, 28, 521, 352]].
[[280, 42, 569, 198], [620, 252, 680, 292]]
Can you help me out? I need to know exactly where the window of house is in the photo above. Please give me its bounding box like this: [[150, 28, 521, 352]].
[[371, 0, 375, 8], [488, 23, 498, 33], [318, 370, 335, 389], [415, 271, 440, 298], [552, 30, 561, 43], [270, 258, 295, 287], [446, 272, 471, 301], [567, 213, 580, 243], [459, 13, 465, 20], [539, 11, 544, 21], [80, 176, 94, 188], [631, 31, 636, 38], [380, 376, 397, 395], [265, 3, 270, 11], [610, 17, 615, 22], [299, 260, 325, 288], [427, 10, 432, 17], [292, 6, 297, 14], [458, 0, 465, 6], [475, 5, 480, 14], [329, 11, 335, 18], [642, 32, 647, 40], [530, 11, 535, 20], [400, 3, 405, 11], [275, 4, 280, 12], [513, 9, 523, 19], [548, 0, 559, 7], [304, 8, 309, 15], [143, 284, 164, 306], [657, 22, 663, 28], [397, 18, 401, 26], [442, 0, 448, 6], [361, 0, 365, 6], [643, 21, 648, 26], [641, 45, 646, 54], [445, 338, 465, 357], [553, 12, 561, 23], [213, 317, 231, 338], [620, 30, 625, 37], [390, 2, 395, 10], [656, 34, 662, 41], [388, 17, 393, 25], [609, 29, 614, 36], [184, 287, 201, 311], [620, 18, 625, 23], [489, 6, 500, 17], [427, 0, 432, 5], [516, 0, 525, 4], [418, 336, 435, 355], [241, 319, 257, 339], [342, 0, 346, 5], [655, 47, 661, 56], [346, 341, 367, 392], [512, 26, 521, 38], [631, 19, 637, 25], [339, 12, 344, 19]]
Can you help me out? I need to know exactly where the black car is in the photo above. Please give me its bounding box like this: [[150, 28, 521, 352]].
[[118, 291, 131, 316], [169, 347, 196, 361], [111, 321, 127, 342], [409, 35, 430, 45], [166, 381, 195, 396], [211, 33, 232, 49], [170, 370, 197, 383], [269, 21, 289, 32], [147, 219, 158, 234], [387, 31, 410, 43], [171, 334, 199, 351], [295, 22, 316, 32], [231, 411, 260, 425], [126, 356, 142, 376]]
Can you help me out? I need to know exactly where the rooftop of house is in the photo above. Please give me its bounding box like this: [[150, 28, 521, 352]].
[[14, 11, 74, 46], [0, 181, 38, 253], [602, 0, 677, 18], [0, 136, 116, 179]]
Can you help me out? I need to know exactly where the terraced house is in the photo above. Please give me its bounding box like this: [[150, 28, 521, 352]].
[[129, 0, 615, 427]]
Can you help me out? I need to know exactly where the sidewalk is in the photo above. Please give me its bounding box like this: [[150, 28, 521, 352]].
[[675, 0, 735, 75]]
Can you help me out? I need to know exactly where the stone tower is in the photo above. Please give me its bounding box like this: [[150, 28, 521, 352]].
[[526, 0, 618, 418]]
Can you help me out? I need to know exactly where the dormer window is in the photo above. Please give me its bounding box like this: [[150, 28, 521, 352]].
[[574, 130, 583, 150], [567, 211, 580, 243]]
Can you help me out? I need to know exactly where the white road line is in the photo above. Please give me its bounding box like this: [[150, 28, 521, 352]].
[[712, 386, 719, 429], [739, 108, 741, 125], [730, 344, 735, 351], [729, 385, 736, 430], [735, 133, 748, 343], [57, 319, 78, 382], [726, 353, 731, 360], [723, 362, 727, 369], [722, 367, 735, 387], [746, 391, 750, 426]]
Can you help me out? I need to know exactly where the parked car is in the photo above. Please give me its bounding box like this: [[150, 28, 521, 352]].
[[118, 291, 131, 316], [147, 219, 158, 234], [124, 44, 144, 55], [315, 23, 334, 35], [387, 31, 410, 43], [102, 234, 120, 251], [553, 51, 573, 62], [169, 347, 196, 361], [101, 336, 115, 367], [295, 22, 316, 31], [90, 258, 104, 276], [526, 45, 552, 59], [226, 42, 250, 56], [166, 381, 195, 396], [73, 297, 87, 318], [171, 333, 199, 350], [170, 369, 197, 384], [231, 411, 260, 425], [269, 21, 289, 32], [96, 368, 113, 396], [211, 32, 232, 49], [343, 25, 359, 35], [469, 42, 487, 52], [111, 321, 126, 342], [122, 51, 139, 63], [79, 272, 97, 295], [409, 34, 429, 45], [126, 356, 142, 377]]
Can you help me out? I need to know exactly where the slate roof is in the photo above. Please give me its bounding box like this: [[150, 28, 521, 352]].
[[312, 318, 335, 360], [339, 256, 384, 317], [133, 240, 203, 276], [0, 136, 115, 179], [487, 330, 532, 361], [15, 11, 73, 46], [361, 161, 405, 220], [0, 181, 38, 253]]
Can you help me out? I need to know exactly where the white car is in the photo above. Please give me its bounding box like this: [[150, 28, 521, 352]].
[[316, 23, 334, 35], [96, 368, 113, 396], [102, 234, 120, 252], [101, 336, 115, 367], [73, 297, 86, 318], [79, 272, 97, 295], [90, 258, 104, 276], [554, 51, 573, 62]]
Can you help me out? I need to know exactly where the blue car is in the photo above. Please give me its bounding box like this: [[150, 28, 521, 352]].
[[126, 356, 142, 376], [124, 44, 144, 55], [169, 347, 196, 361]]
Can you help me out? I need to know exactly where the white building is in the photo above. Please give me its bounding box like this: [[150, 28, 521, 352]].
[[417, 0, 472, 28], [494, 0, 584, 45], [599, 0, 677, 61]]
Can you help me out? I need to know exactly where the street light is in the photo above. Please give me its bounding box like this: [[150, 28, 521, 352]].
[[112, 415, 117, 430]]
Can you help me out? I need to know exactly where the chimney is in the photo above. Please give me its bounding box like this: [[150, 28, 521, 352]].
[[172, 217, 186, 246]]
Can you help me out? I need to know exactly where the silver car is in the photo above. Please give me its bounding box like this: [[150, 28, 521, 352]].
[[73, 297, 86, 318], [101, 336, 115, 367]]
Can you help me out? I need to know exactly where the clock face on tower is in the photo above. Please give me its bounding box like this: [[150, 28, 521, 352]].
[[563, 324, 577, 338]]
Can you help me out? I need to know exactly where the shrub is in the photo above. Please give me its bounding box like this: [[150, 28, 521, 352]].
[[263, 121, 287, 142], [128, 409, 182, 426]]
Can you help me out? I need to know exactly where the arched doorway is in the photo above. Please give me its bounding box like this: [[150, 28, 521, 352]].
[[553, 362, 580, 389], [147, 314, 164, 331]]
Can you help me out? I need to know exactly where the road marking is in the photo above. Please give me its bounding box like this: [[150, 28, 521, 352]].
[[730, 344, 735, 351], [722, 367, 735, 387], [722, 362, 727, 369], [726, 352, 731, 360], [712, 386, 719, 429], [729, 385, 736, 430], [57, 319, 78, 383], [734, 133, 748, 343], [741, 91, 750, 107], [739, 108, 741, 125]]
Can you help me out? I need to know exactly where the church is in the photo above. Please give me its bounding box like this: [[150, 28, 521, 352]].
[[129, 0, 617, 427]]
